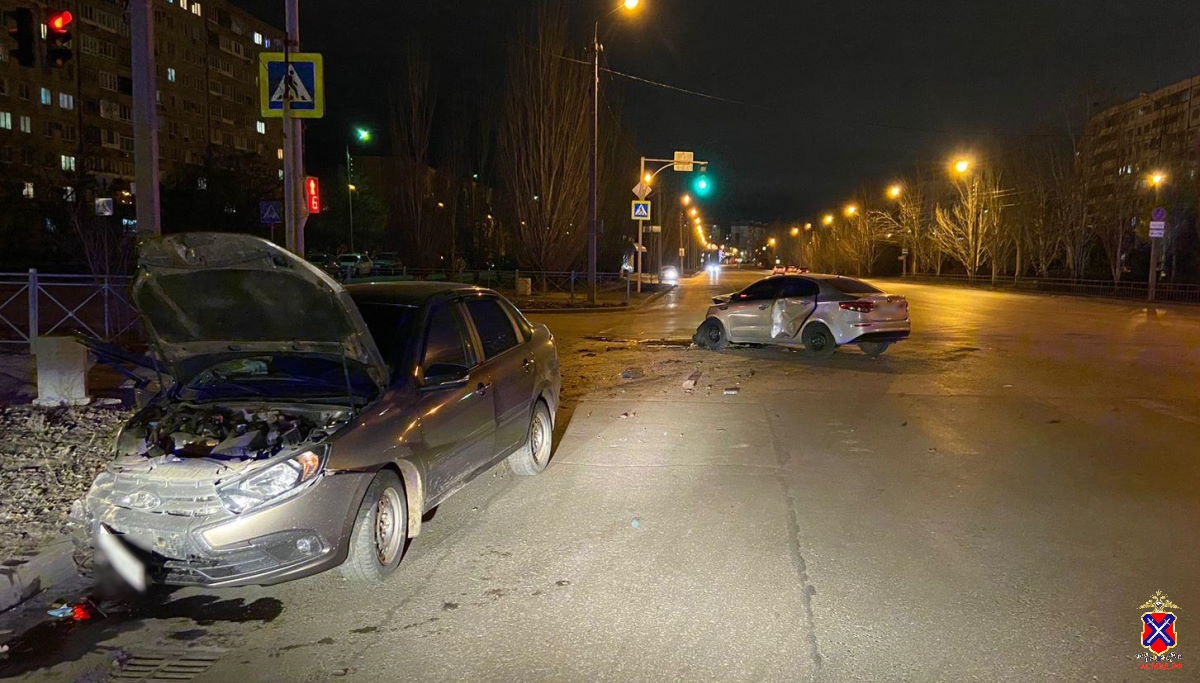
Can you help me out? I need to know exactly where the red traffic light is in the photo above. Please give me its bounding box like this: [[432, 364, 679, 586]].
[[48, 10, 72, 32]]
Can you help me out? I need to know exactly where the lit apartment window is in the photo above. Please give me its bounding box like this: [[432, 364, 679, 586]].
[[61, 155, 76, 171], [58, 93, 74, 110], [63, 186, 75, 202], [191, 3, 202, 17], [22, 182, 34, 199], [255, 120, 265, 134], [167, 67, 176, 82], [180, 0, 188, 9], [0, 112, 10, 130], [40, 87, 51, 105], [252, 32, 262, 45], [264, 38, 272, 48], [276, 147, 283, 160], [19, 115, 31, 133], [277, 169, 283, 180]]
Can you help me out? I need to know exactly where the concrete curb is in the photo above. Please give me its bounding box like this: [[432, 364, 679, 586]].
[[0, 537, 77, 614], [522, 285, 675, 314]]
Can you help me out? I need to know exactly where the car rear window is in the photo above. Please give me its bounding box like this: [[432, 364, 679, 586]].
[[827, 277, 881, 294]]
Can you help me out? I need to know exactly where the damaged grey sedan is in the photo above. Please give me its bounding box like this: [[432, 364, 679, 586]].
[[71, 233, 561, 588]]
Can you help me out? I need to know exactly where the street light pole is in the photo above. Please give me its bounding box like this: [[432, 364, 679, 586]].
[[587, 21, 600, 305], [345, 145, 355, 252]]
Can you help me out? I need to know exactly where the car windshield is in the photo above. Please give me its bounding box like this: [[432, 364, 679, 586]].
[[827, 277, 881, 295], [353, 302, 418, 376]]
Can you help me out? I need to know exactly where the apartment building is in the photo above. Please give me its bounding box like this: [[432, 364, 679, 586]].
[[0, 0, 284, 205], [1081, 74, 1200, 218]]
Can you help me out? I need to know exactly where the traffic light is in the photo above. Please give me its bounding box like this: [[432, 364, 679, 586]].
[[45, 9, 72, 67], [304, 176, 321, 214], [692, 170, 712, 197], [5, 8, 35, 67]]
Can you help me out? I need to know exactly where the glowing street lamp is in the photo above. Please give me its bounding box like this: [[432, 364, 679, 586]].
[[790, 226, 800, 236], [768, 237, 777, 247], [643, 172, 654, 184], [887, 184, 903, 200], [689, 207, 698, 217], [1149, 172, 1167, 187], [681, 194, 692, 206], [822, 214, 834, 226], [844, 204, 858, 217], [953, 158, 972, 175]]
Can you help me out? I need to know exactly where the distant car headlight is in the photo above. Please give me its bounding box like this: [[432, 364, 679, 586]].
[[662, 267, 678, 281], [217, 447, 327, 514], [706, 263, 719, 274]]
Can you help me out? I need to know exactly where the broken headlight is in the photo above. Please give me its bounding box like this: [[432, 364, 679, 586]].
[[217, 447, 327, 514]]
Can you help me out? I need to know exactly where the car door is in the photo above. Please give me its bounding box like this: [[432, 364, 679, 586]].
[[416, 300, 498, 501], [769, 277, 820, 341], [463, 295, 536, 456], [725, 279, 781, 342]]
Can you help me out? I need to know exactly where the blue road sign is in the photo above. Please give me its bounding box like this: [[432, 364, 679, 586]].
[[259, 52, 325, 118], [1152, 207, 1167, 221], [260, 201, 283, 224], [632, 200, 651, 220]]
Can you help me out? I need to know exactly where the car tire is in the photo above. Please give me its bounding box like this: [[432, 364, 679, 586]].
[[508, 400, 553, 476], [340, 470, 407, 583], [858, 341, 890, 357], [694, 318, 729, 351], [802, 322, 837, 359]]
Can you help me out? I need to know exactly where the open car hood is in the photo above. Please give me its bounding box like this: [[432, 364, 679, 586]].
[[133, 233, 388, 394]]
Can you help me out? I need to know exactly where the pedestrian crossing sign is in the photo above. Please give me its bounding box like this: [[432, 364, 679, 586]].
[[259, 52, 325, 118], [632, 200, 651, 220]]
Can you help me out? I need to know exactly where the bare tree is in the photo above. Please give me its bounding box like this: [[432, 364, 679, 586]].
[[498, 2, 592, 273], [388, 43, 437, 267], [933, 169, 1003, 281]]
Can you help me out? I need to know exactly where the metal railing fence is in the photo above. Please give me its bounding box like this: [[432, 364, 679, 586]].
[[902, 273, 1200, 304]]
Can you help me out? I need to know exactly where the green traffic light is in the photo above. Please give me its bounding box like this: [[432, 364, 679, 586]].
[[355, 128, 371, 142], [693, 174, 712, 197]]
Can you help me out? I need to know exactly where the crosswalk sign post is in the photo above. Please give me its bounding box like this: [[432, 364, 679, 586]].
[[259, 52, 325, 119], [631, 201, 651, 220]]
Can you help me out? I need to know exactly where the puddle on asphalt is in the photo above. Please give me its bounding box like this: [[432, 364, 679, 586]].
[[0, 587, 282, 677]]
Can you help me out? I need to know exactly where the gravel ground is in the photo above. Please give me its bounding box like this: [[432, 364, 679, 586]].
[[0, 404, 129, 558]]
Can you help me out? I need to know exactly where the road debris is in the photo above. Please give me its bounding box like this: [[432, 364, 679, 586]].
[[620, 367, 645, 380], [723, 387, 740, 395], [682, 372, 702, 390]]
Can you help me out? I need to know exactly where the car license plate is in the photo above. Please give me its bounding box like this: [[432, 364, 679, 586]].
[[96, 525, 147, 592]]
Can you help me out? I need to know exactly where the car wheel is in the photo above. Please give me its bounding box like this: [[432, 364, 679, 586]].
[[508, 400, 553, 476], [858, 341, 890, 357], [340, 470, 407, 583], [801, 322, 837, 359], [694, 318, 728, 350]]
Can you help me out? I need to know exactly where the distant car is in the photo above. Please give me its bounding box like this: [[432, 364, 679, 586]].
[[772, 265, 786, 275], [372, 252, 402, 274], [71, 233, 562, 588], [661, 266, 679, 285], [306, 252, 338, 275], [694, 274, 910, 357], [337, 253, 373, 278], [784, 265, 799, 274]]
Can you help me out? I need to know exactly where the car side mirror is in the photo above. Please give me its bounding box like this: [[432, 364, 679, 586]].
[[421, 362, 470, 388]]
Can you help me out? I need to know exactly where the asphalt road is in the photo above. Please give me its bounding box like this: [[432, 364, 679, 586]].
[[4, 269, 1198, 681]]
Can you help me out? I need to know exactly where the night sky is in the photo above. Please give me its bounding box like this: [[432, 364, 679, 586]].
[[239, 0, 1200, 223]]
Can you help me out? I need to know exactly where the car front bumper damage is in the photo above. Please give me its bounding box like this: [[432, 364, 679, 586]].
[[70, 470, 372, 587]]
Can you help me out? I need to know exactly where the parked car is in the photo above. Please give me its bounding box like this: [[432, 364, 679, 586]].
[[306, 252, 339, 276], [772, 264, 787, 275], [336, 253, 373, 278], [70, 233, 562, 588], [372, 251, 403, 275], [693, 273, 909, 357]]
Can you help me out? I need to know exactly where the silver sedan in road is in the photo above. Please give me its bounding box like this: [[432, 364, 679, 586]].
[[72, 233, 561, 588], [694, 273, 910, 357]]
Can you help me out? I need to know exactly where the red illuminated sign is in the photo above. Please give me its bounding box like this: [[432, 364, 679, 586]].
[[304, 176, 320, 213]]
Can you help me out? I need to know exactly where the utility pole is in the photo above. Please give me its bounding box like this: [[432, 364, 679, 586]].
[[345, 146, 355, 251], [129, 0, 161, 235], [587, 22, 600, 304], [282, 0, 307, 256]]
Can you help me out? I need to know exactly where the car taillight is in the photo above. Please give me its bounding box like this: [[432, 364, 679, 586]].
[[839, 300, 876, 313]]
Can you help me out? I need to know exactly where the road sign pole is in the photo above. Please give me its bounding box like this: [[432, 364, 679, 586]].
[[636, 157, 645, 293], [1148, 237, 1159, 302], [129, 0, 161, 235], [282, 0, 307, 256], [1149, 206, 1166, 302]]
